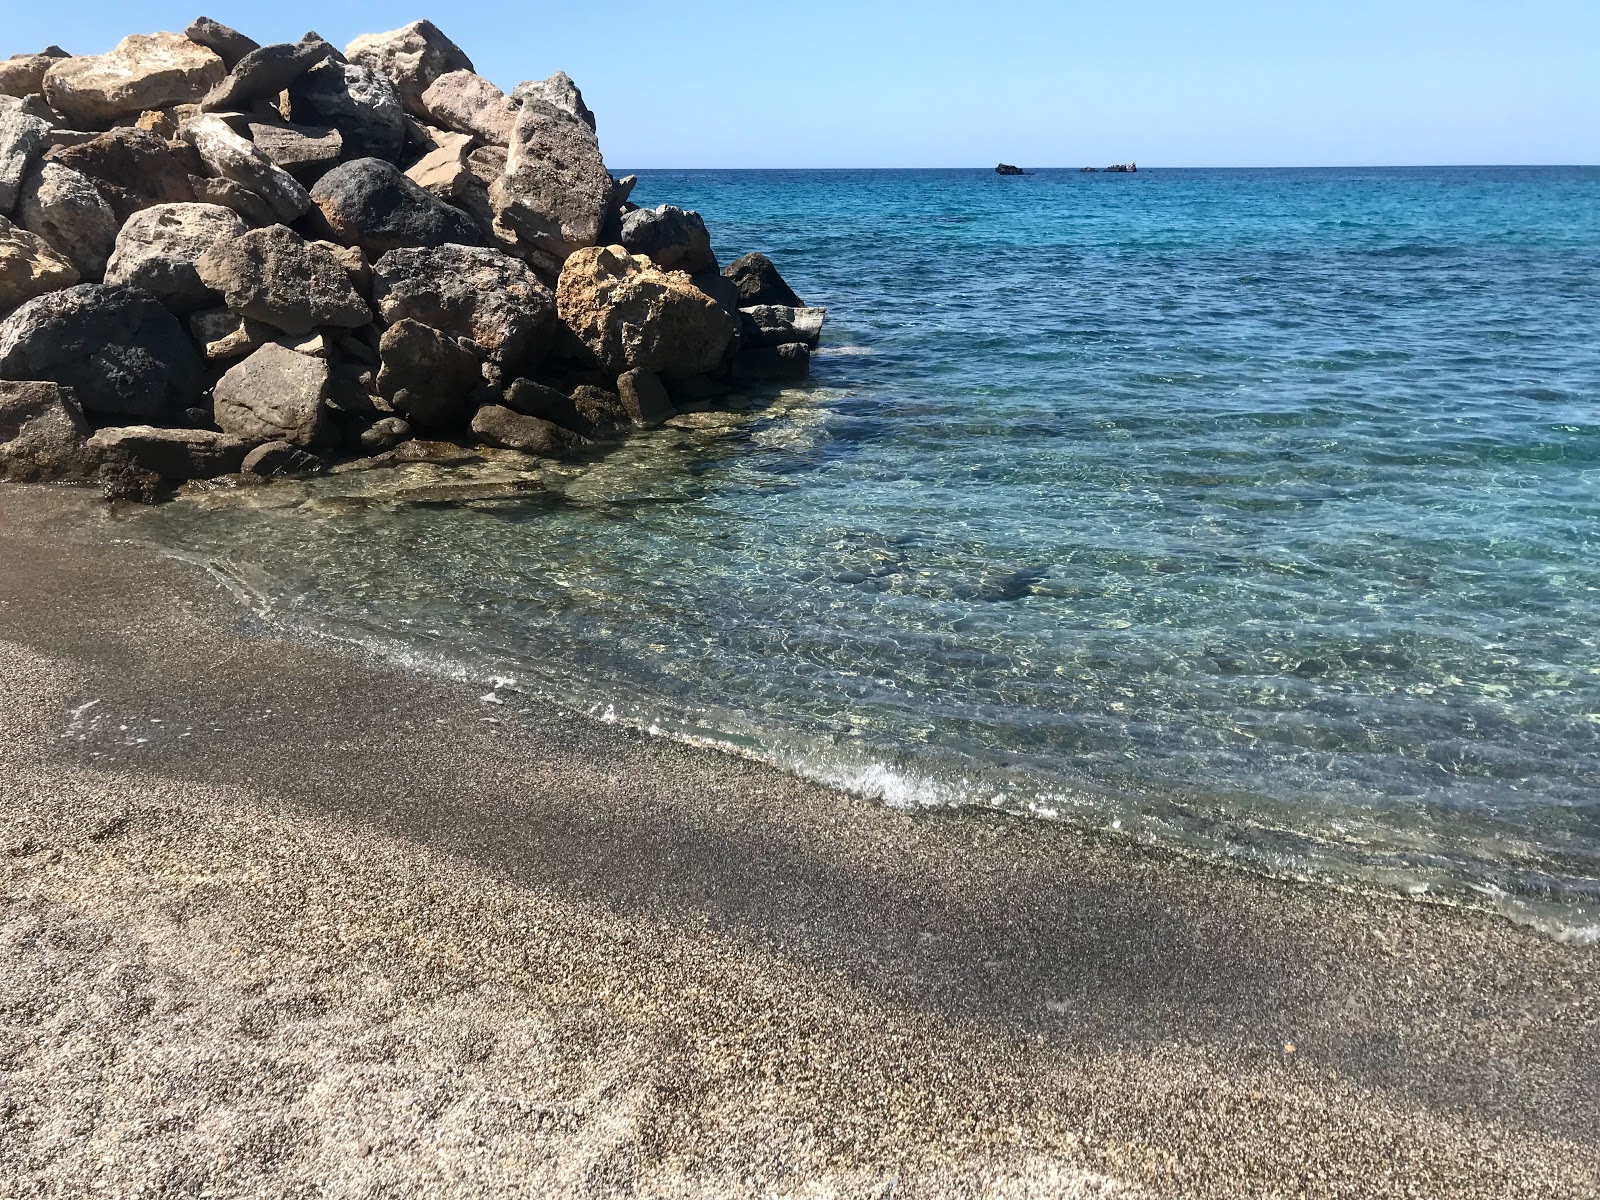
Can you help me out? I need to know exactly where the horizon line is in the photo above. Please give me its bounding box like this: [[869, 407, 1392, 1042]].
[[617, 163, 1599, 172]]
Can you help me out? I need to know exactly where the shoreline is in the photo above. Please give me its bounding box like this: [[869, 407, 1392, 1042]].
[[2, 484, 1598, 1197]]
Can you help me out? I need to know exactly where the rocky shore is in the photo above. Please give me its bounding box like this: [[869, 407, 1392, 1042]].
[[0, 19, 824, 499]]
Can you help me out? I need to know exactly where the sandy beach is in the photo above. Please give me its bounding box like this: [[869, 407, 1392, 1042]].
[[0, 484, 1595, 1198]]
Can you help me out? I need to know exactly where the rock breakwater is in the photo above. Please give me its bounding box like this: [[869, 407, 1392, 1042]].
[[0, 18, 823, 498]]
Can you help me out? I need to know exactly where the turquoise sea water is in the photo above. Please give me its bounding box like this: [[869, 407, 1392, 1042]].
[[129, 168, 1600, 939]]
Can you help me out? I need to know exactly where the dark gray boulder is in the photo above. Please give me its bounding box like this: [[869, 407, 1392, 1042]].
[[488, 99, 612, 259], [194, 224, 372, 336], [377, 318, 482, 428], [285, 62, 406, 163], [739, 304, 827, 349], [184, 18, 260, 71], [471, 404, 581, 457], [0, 379, 92, 481], [103, 202, 246, 311], [241, 438, 323, 477], [247, 121, 342, 181], [213, 341, 333, 447], [0, 283, 203, 419], [311, 158, 481, 256], [371, 244, 552, 370], [723, 251, 805, 309], [619, 205, 715, 274], [201, 33, 335, 111], [502, 378, 584, 430], [87, 424, 249, 480]]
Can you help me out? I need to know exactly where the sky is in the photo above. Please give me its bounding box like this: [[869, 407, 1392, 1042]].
[[7, 1, 1598, 168]]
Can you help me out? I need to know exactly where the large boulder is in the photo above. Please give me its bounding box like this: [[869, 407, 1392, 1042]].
[[284, 62, 405, 164], [184, 114, 311, 222], [509, 72, 595, 132], [42, 33, 224, 126], [200, 33, 335, 112], [212, 341, 333, 447], [0, 215, 78, 314], [0, 100, 51, 216], [247, 121, 342, 181], [419, 71, 515, 145], [14, 162, 118, 279], [0, 283, 203, 419], [488, 99, 613, 260], [723, 251, 805, 308], [371, 244, 553, 369], [183, 18, 259, 70], [0, 379, 92, 481], [556, 245, 737, 378], [739, 304, 827, 348], [619, 205, 716, 274], [344, 21, 473, 115], [376, 318, 483, 428], [87, 424, 249, 480], [310, 157, 480, 256], [103, 202, 245, 311], [404, 130, 473, 199], [195, 224, 371, 336], [0, 49, 71, 100], [45, 127, 195, 221], [471, 405, 580, 458]]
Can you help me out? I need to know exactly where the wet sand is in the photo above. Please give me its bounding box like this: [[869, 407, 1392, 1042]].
[[0, 485, 1596, 1198]]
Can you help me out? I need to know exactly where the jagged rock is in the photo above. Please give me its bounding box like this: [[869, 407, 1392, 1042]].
[[614, 174, 637, 203], [377, 318, 483, 428], [201, 33, 335, 112], [731, 342, 811, 381], [0, 379, 91, 481], [356, 415, 411, 452], [616, 368, 674, 428], [468, 145, 505, 185], [404, 129, 473, 198], [489, 98, 612, 260], [88, 424, 248, 480], [0, 215, 78, 313], [45, 127, 195, 220], [1, 101, 51, 216], [184, 18, 259, 70], [556, 245, 737, 377], [241, 438, 322, 477], [372, 244, 553, 369], [195, 224, 372, 335], [510, 72, 595, 132], [285, 62, 406, 163], [42, 33, 224, 126], [311, 157, 480, 255], [723, 251, 805, 308], [567, 385, 632, 438], [620, 205, 715, 274], [247, 121, 342, 180], [345, 21, 473, 115], [0, 283, 203, 419], [739, 304, 827, 348], [14, 162, 118, 278], [0, 50, 71, 100], [502, 378, 581, 427], [188, 306, 273, 359], [188, 173, 276, 225], [471, 405, 580, 457], [185, 114, 311, 222], [420, 71, 515, 145], [103, 202, 244, 311], [213, 341, 332, 447]]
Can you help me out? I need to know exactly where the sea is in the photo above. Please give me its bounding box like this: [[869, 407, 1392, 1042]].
[[122, 166, 1600, 941]]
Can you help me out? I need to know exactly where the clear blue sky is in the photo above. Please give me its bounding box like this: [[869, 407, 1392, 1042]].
[[9, 2, 1597, 167]]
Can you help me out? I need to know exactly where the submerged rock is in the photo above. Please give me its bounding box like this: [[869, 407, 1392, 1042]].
[[0, 215, 78, 314], [471, 405, 581, 457], [213, 340, 333, 447], [241, 438, 323, 478], [311, 157, 481, 255], [0, 283, 203, 419], [557, 244, 736, 378], [0, 379, 91, 481], [102, 202, 245, 311], [87, 424, 248, 480], [42, 33, 224, 126], [372, 244, 553, 369], [616, 368, 674, 428], [731, 342, 811, 381], [195, 224, 371, 336]]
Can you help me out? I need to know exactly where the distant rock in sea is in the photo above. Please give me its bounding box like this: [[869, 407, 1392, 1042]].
[[995, 163, 1025, 176], [1106, 162, 1137, 173], [0, 17, 826, 500]]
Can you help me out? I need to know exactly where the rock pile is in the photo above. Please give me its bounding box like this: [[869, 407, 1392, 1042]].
[[0, 19, 824, 497]]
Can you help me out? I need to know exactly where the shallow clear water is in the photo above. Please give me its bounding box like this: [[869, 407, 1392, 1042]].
[[127, 167, 1600, 939]]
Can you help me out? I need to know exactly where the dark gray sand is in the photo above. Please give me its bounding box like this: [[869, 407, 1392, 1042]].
[[0, 487, 1595, 1198]]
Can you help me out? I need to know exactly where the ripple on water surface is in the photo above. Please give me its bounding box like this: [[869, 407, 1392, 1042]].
[[127, 167, 1600, 941]]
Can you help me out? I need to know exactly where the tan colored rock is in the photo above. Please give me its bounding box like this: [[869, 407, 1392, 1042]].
[[420, 70, 515, 145], [0, 215, 79, 314], [188, 307, 274, 360], [344, 21, 472, 115], [184, 113, 310, 222], [556, 245, 737, 378], [15, 162, 118, 279], [213, 341, 333, 448], [404, 129, 473, 199], [42, 33, 224, 126], [103, 202, 245, 311], [0, 50, 71, 100]]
